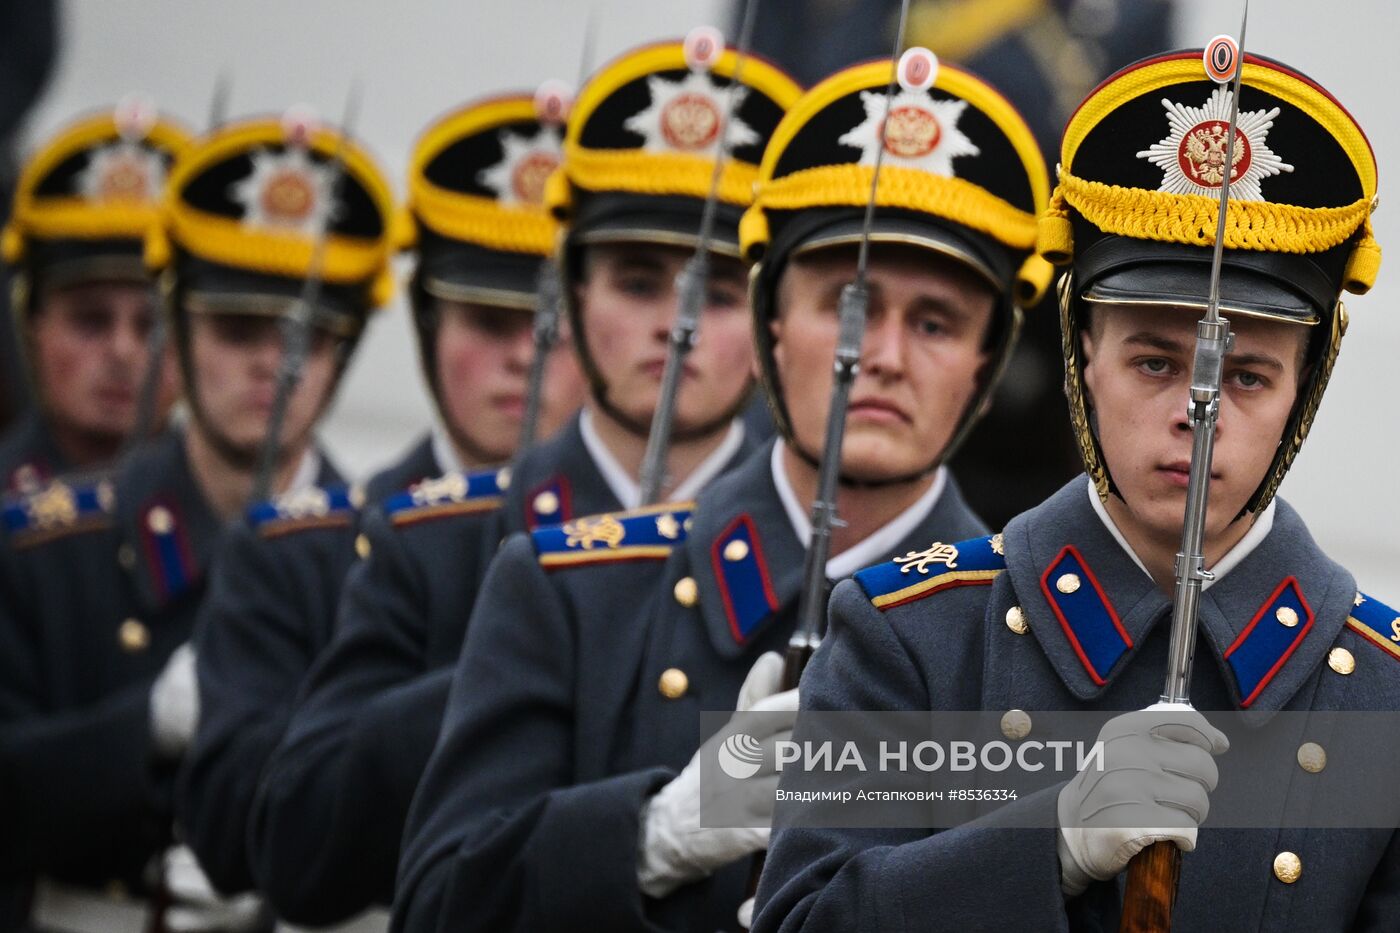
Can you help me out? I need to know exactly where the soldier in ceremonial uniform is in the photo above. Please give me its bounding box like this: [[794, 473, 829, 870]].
[[394, 57, 1052, 932], [176, 92, 586, 920], [0, 115, 397, 932], [246, 42, 801, 926], [754, 51, 1399, 932], [0, 105, 190, 493]]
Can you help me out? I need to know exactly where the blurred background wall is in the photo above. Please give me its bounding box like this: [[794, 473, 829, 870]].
[[12, 0, 1399, 590]]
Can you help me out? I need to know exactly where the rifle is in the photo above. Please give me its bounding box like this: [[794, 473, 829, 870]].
[[517, 253, 563, 453], [125, 75, 232, 457], [744, 0, 922, 906], [1118, 8, 1249, 931], [250, 84, 362, 504], [634, 3, 760, 505], [517, 11, 596, 455]]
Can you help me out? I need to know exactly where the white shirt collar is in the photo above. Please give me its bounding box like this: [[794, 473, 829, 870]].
[[286, 446, 322, 493], [1085, 477, 1276, 591], [578, 408, 745, 510], [772, 440, 948, 581], [430, 424, 465, 476]]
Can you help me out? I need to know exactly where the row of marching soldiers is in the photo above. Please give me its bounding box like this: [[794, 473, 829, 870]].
[[0, 20, 1394, 933]]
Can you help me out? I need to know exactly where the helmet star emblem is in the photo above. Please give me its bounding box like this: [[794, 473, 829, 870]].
[[230, 147, 339, 234], [1137, 87, 1293, 200], [623, 71, 758, 157], [838, 88, 979, 176], [478, 126, 562, 206]]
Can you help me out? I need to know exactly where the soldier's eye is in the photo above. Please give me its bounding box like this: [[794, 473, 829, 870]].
[[70, 308, 113, 337], [705, 285, 742, 310], [1136, 357, 1173, 376], [1233, 370, 1265, 389], [616, 275, 663, 299], [914, 315, 943, 337]]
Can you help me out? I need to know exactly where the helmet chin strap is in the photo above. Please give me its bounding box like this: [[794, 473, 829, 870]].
[[184, 385, 268, 475], [588, 376, 755, 447]]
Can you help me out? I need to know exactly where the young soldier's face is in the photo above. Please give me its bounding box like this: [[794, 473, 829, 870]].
[[30, 280, 176, 443], [575, 243, 755, 434], [1081, 303, 1307, 545], [433, 299, 584, 463], [185, 311, 339, 458], [773, 244, 994, 483]]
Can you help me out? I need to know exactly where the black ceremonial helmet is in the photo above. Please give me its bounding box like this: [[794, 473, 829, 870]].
[[741, 57, 1053, 481], [3, 103, 192, 379], [144, 114, 399, 454], [404, 93, 563, 442], [1039, 50, 1381, 513], [544, 39, 802, 436]]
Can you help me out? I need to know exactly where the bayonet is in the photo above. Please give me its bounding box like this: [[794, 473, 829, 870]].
[[744, 1, 920, 910], [517, 9, 597, 454], [1120, 8, 1249, 932], [251, 83, 362, 504], [126, 77, 233, 456], [635, 2, 761, 505]]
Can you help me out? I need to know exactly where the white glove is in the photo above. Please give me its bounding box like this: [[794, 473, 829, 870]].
[[150, 642, 200, 758], [637, 651, 798, 898], [1056, 702, 1229, 896], [738, 895, 755, 929], [161, 845, 265, 932]]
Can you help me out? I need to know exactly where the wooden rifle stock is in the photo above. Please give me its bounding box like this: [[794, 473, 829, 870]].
[[1119, 841, 1180, 932]]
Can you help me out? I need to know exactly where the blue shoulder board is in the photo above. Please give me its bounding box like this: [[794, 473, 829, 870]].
[[1346, 591, 1400, 663], [856, 533, 1006, 611], [248, 485, 360, 537], [532, 502, 694, 570], [385, 467, 509, 527], [3, 478, 115, 547]]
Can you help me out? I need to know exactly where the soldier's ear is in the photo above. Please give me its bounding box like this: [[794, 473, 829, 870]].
[[1079, 326, 1099, 407]]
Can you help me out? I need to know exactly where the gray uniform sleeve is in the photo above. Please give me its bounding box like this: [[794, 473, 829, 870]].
[[249, 504, 444, 925], [393, 533, 674, 933], [0, 537, 169, 881], [179, 519, 344, 895], [1352, 829, 1400, 930], [753, 579, 1070, 933]]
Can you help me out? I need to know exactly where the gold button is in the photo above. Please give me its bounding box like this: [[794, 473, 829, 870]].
[[355, 533, 371, 559], [1276, 606, 1299, 628], [655, 513, 681, 540], [349, 485, 366, 509], [146, 505, 174, 534], [496, 467, 512, 491], [658, 668, 689, 699], [673, 576, 699, 608], [1005, 606, 1028, 635], [724, 539, 750, 562], [533, 491, 559, 515], [1056, 573, 1081, 595], [1273, 851, 1302, 884], [1297, 742, 1327, 773], [1328, 647, 1355, 675], [118, 619, 149, 653], [1000, 709, 1032, 741], [117, 544, 137, 570]]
